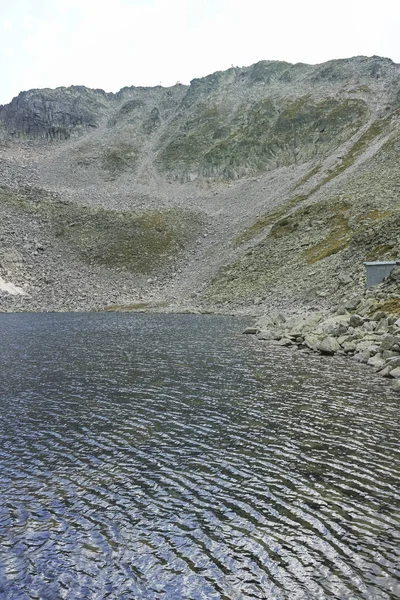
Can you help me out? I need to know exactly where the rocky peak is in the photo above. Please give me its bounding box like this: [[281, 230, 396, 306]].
[[0, 86, 112, 140]]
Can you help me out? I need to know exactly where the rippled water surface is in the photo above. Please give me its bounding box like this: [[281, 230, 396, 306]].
[[0, 313, 399, 600]]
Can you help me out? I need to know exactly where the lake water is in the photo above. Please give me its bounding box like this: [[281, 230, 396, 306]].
[[0, 313, 399, 600]]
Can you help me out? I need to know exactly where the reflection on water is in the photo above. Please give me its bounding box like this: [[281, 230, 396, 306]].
[[0, 313, 399, 600]]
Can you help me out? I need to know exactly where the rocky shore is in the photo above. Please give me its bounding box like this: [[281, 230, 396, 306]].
[[244, 267, 400, 392]]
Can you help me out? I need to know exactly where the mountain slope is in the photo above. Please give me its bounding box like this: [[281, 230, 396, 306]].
[[0, 56, 399, 313]]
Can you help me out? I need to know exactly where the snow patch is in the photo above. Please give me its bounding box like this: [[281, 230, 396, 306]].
[[0, 277, 26, 295]]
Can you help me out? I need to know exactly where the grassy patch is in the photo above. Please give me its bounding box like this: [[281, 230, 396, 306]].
[[0, 187, 203, 274], [235, 206, 288, 245], [304, 203, 352, 264], [269, 217, 299, 238], [366, 244, 397, 261], [318, 116, 392, 186], [101, 143, 139, 176], [292, 164, 321, 191], [363, 210, 391, 221], [104, 302, 149, 311], [74, 142, 139, 177], [235, 194, 309, 245], [50, 205, 201, 272], [377, 298, 400, 315]]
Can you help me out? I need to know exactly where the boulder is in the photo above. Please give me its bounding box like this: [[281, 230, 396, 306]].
[[377, 366, 392, 377], [338, 272, 353, 286], [276, 338, 293, 346], [380, 335, 399, 351], [389, 366, 400, 379], [381, 350, 399, 360], [391, 380, 400, 392], [388, 266, 400, 282], [353, 351, 371, 364], [316, 336, 341, 355], [367, 355, 386, 370], [304, 334, 320, 351], [335, 304, 348, 316], [289, 313, 323, 336], [345, 297, 361, 312], [243, 327, 259, 335], [371, 311, 387, 321], [361, 321, 375, 332], [349, 314, 364, 328], [316, 315, 350, 337], [358, 298, 380, 317], [386, 357, 400, 369], [342, 341, 357, 353], [257, 329, 282, 341], [256, 313, 286, 330], [354, 341, 379, 354], [376, 318, 390, 332]]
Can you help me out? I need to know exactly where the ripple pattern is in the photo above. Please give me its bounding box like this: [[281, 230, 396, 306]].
[[0, 313, 399, 599]]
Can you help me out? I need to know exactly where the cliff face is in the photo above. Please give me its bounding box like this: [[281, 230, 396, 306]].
[[0, 56, 399, 313], [0, 86, 112, 140]]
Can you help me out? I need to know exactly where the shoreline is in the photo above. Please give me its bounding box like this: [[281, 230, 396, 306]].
[[243, 267, 400, 393], [2, 268, 400, 394]]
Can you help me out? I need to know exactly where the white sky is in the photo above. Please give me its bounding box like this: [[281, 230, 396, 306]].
[[1, 0, 399, 105]]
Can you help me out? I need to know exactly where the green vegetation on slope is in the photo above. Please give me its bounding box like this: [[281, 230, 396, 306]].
[[205, 179, 400, 306], [74, 141, 139, 178], [158, 97, 369, 179], [0, 187, 203, 274], [235, 112, 398, 245]]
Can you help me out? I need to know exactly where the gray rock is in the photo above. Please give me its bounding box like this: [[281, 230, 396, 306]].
[[349, 314, 364, 328], [353, 351, 371, 364], [0, 87, 110, 139], [371, 311, 387, 321], [389, 366, 400, 379], [345, 297, 361, 312], [358, 298, 380, 317], [276, 338, 293, 346], [386, 357, 400, 368], [316, 336, 341, 355], [391, 380, 400, 392], [367, 355, 386, 370], [378, 366, 392, 377], [316, 315, 350, 337], [342, 341, 356, 353], [304, 334, 320, 351], [243, 327, 259, 335], [354, 340, 379, 354], [380, 335, 398, 351], [381, 350, 400, 360], [388, 266, 400, 282], [257, 329, 282, 341], [338, 272, 352, 286], [376, 318, 390, 332], [335, 304, 348, 316]]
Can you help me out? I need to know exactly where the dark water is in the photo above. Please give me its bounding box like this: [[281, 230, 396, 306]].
[[0, 313, 399, 600]]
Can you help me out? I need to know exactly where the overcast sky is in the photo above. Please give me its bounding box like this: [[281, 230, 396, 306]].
[[1, 0, 399, 105]]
